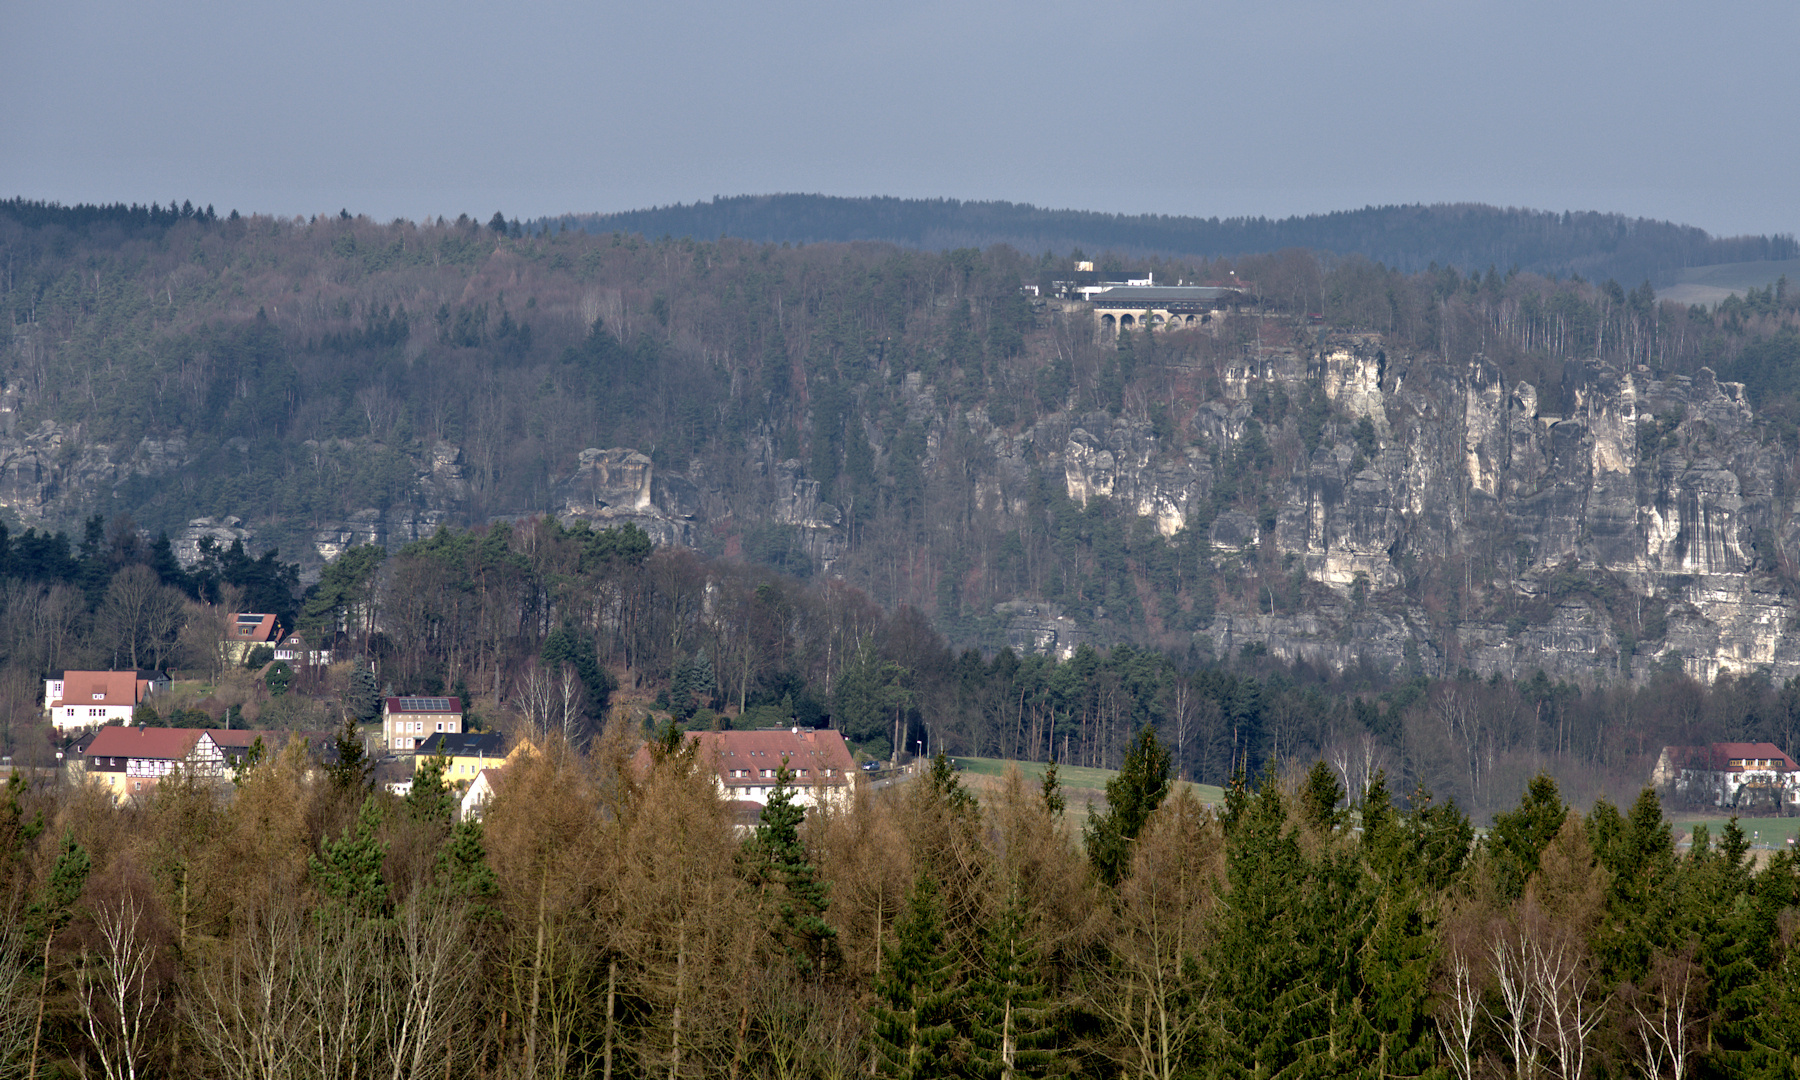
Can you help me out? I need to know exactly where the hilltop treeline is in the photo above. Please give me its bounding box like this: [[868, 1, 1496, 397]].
[[2, 723, 1798, 1079], [548, 195, 1797, 285]]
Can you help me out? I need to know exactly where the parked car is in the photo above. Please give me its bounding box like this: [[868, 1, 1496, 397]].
[[861, 760, 883, 772]]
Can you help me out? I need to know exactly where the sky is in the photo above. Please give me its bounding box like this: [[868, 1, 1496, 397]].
[[6, 0, 1799, 238]]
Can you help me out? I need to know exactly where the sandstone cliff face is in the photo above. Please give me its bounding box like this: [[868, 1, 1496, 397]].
[[552, 447, 702, 548], [0, 421, 190, 526], [7, 326, 1798, 685], [1045, 339, 1800, 685], [423, 342, 1800, 685]]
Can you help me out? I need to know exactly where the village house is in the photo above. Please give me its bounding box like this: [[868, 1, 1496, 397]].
[[638, 727, 860, 812], [382, 696, 463, 753], [461, 767, 505, 821], [415, 731, 507, 783], [273, 632, 331, 666], [1653, 742, 1800, 809], [84, 726, 242, 800], [44, 671, 167, 732], [222, 613, 282, 663]]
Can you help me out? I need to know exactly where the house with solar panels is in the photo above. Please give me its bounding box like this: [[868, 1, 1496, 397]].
[[223, 613, 282, 664], [382, 696, 463, 753]]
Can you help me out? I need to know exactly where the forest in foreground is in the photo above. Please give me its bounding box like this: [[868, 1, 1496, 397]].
[[2, 722, 1799, 1080]]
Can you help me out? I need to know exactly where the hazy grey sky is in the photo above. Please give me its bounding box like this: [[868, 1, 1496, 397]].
[[7, 0, 1798, 237]]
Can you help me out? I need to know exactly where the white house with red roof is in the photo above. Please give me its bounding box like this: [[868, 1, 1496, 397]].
[[1654, 742, 1800, 808], [44, 671, 164, 732], [636, 727, 860, 811]]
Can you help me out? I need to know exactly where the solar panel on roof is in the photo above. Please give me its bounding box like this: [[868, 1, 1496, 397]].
[[400, 697, 452, 712]]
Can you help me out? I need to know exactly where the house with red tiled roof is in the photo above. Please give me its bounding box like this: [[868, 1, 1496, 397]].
[[44, 671, 165, 733], [85, 726, 216, 800], [223, 613, 282, 664], [636, 727, 860, 812], [1653, 742, 1800, 808]]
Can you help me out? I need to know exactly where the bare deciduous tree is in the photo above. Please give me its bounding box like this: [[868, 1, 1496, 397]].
[[1626, 950, 1704, 1080], [76, 894, 161, 1080], [187, 903, 308, 1080], [0, 917, 33, 1080], [381, 892, 478, 1080]]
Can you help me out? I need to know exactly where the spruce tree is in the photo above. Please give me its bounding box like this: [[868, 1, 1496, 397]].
[[1085, 725, 1171, 887], [1039, 759, 1064, 821], [740, 761, 838, 976], [871, 874, 960, 1080], [345, 665, 381, 723], [406, 751, 456, 826], [1488, 772, 1567, 901], [328, 711, 373, 792], [967, 883, 1055, 1080], [26, 830, 89, 944]]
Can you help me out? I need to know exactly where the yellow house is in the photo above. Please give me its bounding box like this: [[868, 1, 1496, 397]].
[[414, 731, 506, 782]]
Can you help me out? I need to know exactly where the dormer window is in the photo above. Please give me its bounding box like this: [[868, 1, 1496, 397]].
[[93, 693, 104, 700]]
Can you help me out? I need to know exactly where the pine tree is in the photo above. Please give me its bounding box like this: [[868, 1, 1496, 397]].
[[740, 761, 839, 976], [309, 796, 390, 922], [967, 883, 1055, 1080], [871, 875, 960, 1080], [435, 818, 500, 924], [1085, 725, 1171, 887]]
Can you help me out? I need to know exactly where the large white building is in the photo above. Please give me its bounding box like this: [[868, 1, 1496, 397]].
[[1653, 742, 1800, 809], [45, 671, 164, 733], [634, 727, 861, 812]]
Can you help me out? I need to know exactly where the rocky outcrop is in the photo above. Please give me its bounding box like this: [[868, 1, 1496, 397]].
[[552, 447, 702, 547], [1030, 336, 1800, 684], [313, 508, 453, 562], [176, 517, 254, 568], [995, 600, 1089, 659], [0, 422, 190, 524]]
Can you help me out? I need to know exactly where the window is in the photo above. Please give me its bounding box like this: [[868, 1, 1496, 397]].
[[436, 722, 444, 732], [761, 769, 774, 779]]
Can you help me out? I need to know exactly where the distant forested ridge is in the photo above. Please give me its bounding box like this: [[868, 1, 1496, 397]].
[[545, 194, 1798, 286], [10, 195, 1800, 712]]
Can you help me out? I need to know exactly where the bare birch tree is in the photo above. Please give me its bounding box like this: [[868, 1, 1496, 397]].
[[76, 895, 161, 1080], [1626, 950, 1704, 1080]]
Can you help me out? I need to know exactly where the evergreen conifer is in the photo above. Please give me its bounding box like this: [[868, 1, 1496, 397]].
[[309, 796, 390, 922], [967, 883, 1055, 1080], [871, 874, 960, 1080], [1085, 725, 1171, 886], [740, 761, 839, 976]]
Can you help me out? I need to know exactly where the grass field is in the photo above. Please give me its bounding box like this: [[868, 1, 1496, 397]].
[[1656, 257, 1800, 306], [1667, 814, 1800, 850], [952, 757, 1224, 819]]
